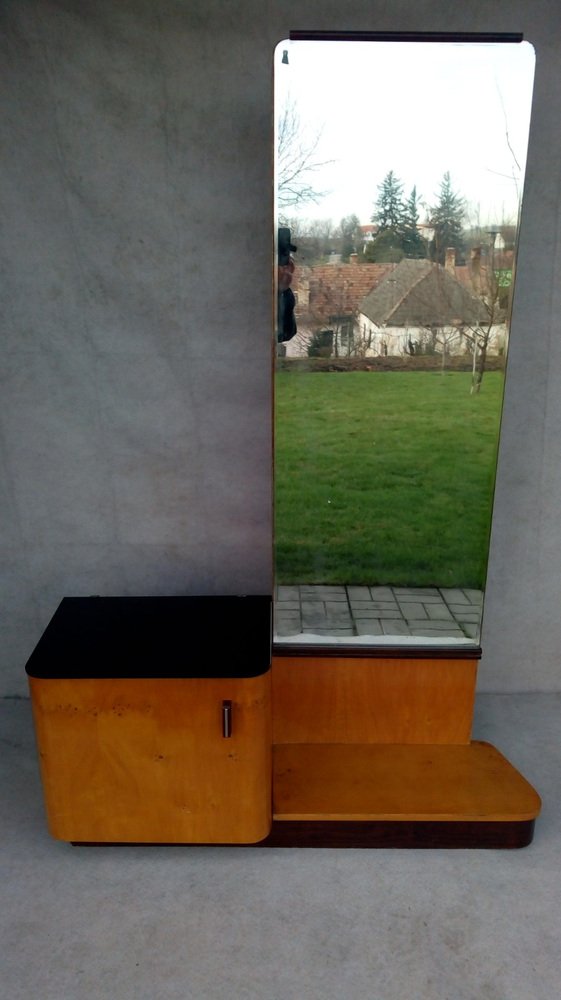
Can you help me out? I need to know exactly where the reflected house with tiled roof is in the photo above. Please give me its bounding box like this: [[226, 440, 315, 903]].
[[285, 257, 395, 358], [357, 257, 508, 360], [359, 223, 379, 245]]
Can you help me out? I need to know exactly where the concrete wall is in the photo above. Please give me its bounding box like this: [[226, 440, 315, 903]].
[[2, 0, 561, 694]]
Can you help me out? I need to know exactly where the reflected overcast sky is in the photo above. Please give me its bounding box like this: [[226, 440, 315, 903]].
[[275, 40, 535, 227]]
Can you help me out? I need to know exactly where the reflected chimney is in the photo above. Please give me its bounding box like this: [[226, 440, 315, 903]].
[[445, 247, 456, 274], [349, 253, 358, 264], [470, 246, 482, 294]]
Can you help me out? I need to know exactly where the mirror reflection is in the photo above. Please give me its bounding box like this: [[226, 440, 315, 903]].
[[274, 39, 535, 648]]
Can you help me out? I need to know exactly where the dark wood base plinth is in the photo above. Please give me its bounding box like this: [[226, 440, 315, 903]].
[[258, 818, 536, 849], [71, 818, 535, 849]]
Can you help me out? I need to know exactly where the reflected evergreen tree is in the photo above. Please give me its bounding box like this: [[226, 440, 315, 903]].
[[429, 172, 466, 265], [402, 186, 427, 259], [367, 171, 407, 262], [372, 170, 405, 230], [363, 228, 405, 263]]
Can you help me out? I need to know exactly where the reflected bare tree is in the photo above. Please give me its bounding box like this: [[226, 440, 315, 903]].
[[277, 97, 332, 214]]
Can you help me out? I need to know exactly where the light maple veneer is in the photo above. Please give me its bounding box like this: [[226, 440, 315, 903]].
[[272, 741, 541, 822], [272, 656, 477, 744], [30, 674, 272, 844]]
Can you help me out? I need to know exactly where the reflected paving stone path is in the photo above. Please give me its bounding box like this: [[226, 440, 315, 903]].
[[274, 585, 483, 640]]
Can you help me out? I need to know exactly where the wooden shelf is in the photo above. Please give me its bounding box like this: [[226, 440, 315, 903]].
[[258, 741, 541, 848], [273, 741, 540, 821]]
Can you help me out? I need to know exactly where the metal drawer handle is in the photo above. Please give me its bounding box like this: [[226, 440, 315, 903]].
[[222, 700, 233, 738]]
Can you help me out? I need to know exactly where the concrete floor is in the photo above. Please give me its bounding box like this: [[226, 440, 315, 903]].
[[2, 693, 560, 1000]]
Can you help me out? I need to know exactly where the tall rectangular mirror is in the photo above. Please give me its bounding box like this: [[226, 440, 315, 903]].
[[274, 36, 535, 651]]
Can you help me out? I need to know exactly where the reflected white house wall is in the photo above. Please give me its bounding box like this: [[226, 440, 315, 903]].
[[355, 321, 506, 358], [1, 0, 561, 694], [284, 321, 507, 358]]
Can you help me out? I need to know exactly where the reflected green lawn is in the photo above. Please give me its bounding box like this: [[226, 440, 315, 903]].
[[275, 370, 503, 588]]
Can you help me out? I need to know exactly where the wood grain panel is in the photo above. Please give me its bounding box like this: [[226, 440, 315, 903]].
[[29, 675, 272, 844], [272, 656, 477, 744], [272, 742, 541, 822]]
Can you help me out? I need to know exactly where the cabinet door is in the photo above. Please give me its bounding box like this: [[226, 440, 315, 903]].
[[29, 674, 272, 843]]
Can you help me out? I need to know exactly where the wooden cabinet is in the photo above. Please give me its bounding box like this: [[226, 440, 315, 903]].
[[26, 597, 272, 844]]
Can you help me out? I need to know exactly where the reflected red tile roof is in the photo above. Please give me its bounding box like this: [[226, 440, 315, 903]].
[[294, 263, 395, 322]]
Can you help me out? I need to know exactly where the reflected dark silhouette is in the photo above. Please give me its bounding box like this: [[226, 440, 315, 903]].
[[277, 227, 297, 344]]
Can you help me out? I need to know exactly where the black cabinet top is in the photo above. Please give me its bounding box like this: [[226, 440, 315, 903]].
[[25, 596, 272, 679]]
